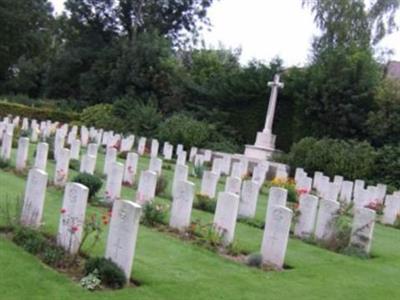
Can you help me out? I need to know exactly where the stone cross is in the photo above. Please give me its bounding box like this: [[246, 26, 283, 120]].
[[57, 182, 89, 254], [105, 200, 142, 283], [263, 74, 284, 134]]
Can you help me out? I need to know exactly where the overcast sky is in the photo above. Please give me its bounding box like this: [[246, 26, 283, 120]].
[[50, 0, 400, 67]]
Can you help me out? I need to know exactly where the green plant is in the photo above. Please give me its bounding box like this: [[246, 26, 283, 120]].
[[141, 202, 168, 226], [12, 227, 46, 255], [72, 173, 103, 200], [42, 245, 66, 267], [84, 257, 126, 289], [0, 195, 23, 229], [0, 157, 11, 169], [80, 269, 102, 291], [155, 175, 168, 196], [192, 164, 205, 178], [246, 253, 263, 268], [80, 104, 121, 131], [69, 159, 80, 171], [193, 193, 216, 213]]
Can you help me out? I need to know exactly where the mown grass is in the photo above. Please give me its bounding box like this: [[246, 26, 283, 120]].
[[0, 142, 399, 300]]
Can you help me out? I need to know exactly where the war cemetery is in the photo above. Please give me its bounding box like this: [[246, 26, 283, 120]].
[[0, 0, 400, 299]]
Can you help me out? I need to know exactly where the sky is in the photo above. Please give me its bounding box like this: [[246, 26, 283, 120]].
[[50, 0, 400, 67]]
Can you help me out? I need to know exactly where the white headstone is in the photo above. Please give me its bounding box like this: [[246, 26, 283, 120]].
[[177, 151, 187, 165], [150, 139, 159, 158], [238, 180, 260, 218], [294, 194, 319, 239], [80, 154, 96, 175], [16, 137, 29, 171], [172, 164, 189, 197], [213, 192, 240, 245], [57, 183, 89, 254], [382, 195, 400, 225], [149, 157, 162, 175], [123, 153, 139, 186], [105, 200, 142, 282], [136, 170, 157, 204], [353, 179, 365, 200], [0, 133, 12, 160], [211, 158, 223, 177], [189, 147, 197, 162], [200, 171, 219, 199], [21, 168, 48, 228], [261, 205, 293, 269], [314, 199, 340, 241], [265, 187, 288, 229], [339, 181, 354, 204], [54, 148, 70, 187], [137, 137, 146, 155], [70, 139, 81, 160], [225, 176, 241, 195], [34, 142, 49, 171], [349, 207, 376, 254], [252, 163, 269, 186], [87, 143, 98, 158], [169, 180, 195, 231], [104, 147, 117, 175], [105, 162, 124, 202]]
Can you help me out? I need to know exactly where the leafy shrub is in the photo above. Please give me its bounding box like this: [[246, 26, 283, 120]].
[[80, 104, 121, 131], [281, 137, 376, 181], [72, 173, 103, 200], [141, 202, 168, 226], [373, 145, 400, 189], [12, 227, 46, 254], [158, 113, 212, 149], [84, 257, 126, 289], [268, 178, 298, 203], [192, 164, 204, 178], [113, 98, 162, 136], [42, 245, 66, 267], [69, 159, 80, 171], [0, 157, 10, 169], [0, 101, 78, 123], [80, 269, 102, 291], [155, 175, 168, 196], [246, 253, 263, 268], [193, 193, 216, 213]]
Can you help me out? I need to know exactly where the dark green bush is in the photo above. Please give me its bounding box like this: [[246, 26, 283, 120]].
[[281, 137, 376, 181], [84, 257, 127, 289], [69, 159, 80, 171], [0, 157, 10, 169], [72, 173, 103, 200], [141, 202, 168, 226], [12, 227, 46, 255], [157, 113, 212, 149], [373, 145, 400, 188], [42, 245, 66, 267], [155, 175, 168, 196], [80, 104, 121, 131], [193, 194, 216, 213]]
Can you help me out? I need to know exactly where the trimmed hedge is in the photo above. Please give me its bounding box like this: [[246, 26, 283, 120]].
[[0, 101, 79, 123]]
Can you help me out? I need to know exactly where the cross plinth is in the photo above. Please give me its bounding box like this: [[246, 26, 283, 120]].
[[244, 74, 284, 160]]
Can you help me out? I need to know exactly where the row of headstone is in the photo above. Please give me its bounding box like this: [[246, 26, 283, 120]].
[[20, 167, 142, 285]]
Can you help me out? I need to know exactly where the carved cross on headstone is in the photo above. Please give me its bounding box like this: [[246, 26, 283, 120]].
[[263, 74, 284, 134]]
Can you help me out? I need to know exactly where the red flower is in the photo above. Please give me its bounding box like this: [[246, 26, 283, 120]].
[[103, 220, 109, 225], [71, 226, 79, 233], [60, 208, 66, 214]]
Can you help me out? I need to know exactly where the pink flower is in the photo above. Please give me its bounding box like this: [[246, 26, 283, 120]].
[[71, 226, 79, 233]]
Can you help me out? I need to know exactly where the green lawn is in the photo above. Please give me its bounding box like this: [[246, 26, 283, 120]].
[[0, 143, 399, 300]]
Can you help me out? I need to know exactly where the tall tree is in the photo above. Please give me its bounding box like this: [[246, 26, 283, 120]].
[[0, 0, 54, 89]]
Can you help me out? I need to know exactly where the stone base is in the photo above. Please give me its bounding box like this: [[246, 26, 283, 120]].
[[244, 144, 276, 161], [254, 131, 275, 149]]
